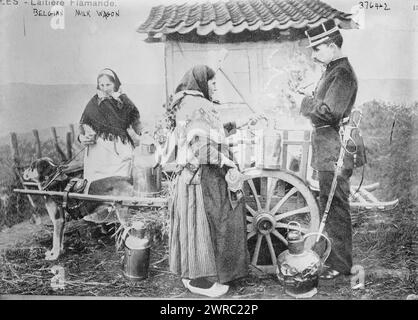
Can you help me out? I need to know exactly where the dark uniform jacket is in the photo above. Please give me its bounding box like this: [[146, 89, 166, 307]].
[[301, 57, 358, 171]]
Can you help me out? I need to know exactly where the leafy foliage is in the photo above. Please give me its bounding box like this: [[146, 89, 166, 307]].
[[359, 100, 418, 207]]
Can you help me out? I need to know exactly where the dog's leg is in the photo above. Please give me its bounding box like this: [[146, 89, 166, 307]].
[[59, 207, 66, 253], [44, 198, 64, 261]]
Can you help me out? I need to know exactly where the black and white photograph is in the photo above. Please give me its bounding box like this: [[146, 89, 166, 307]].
[[0, 0, 417, 304]]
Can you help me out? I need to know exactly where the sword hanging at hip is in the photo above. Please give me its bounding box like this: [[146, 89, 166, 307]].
[[315, 110, 363, 243]]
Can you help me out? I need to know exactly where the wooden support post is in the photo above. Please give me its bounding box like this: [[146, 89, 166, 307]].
[[66, 131, 72, 160], [164, 40, 170, 109], [282, 130, 288, 171], [299, 130, 311, 181], [51, 126, 58, 144], [69, 124, 75, 143], [10, 132, 20, 167], [9, 132, 41, 224], [51, 126, 67, 161], [33, 129, 42, 158]]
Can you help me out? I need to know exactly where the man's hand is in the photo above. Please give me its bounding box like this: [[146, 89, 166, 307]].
[[78, 133, 96, 146], [296, 82, 315, 96], [290, 91, 305, 109], [289, 82, 314, 108]]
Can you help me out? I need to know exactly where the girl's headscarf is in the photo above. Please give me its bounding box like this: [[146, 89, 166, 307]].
[[175, 65, 215, 101], [97, 68, 121, 92]]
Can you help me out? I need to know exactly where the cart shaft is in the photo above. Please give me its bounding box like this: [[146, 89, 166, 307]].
[[13, 189, 168, 207]]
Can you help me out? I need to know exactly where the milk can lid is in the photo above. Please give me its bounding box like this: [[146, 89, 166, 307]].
[[287, 230, 302, 241], [125, 236, 150, 249], [132, 221, 144, 230]]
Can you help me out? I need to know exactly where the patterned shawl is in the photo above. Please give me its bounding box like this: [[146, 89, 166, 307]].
[[80, 93, 139, 145]]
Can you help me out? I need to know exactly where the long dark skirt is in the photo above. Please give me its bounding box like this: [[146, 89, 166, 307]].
[[200, 165, 249, 284], [169, 164, 249, 284]]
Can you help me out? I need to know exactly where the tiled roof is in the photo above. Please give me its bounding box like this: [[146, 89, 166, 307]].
[[137, 0, 353, 40]]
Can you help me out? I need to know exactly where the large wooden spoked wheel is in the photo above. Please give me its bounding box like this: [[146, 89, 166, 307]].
[[242, 168, 320, 274]]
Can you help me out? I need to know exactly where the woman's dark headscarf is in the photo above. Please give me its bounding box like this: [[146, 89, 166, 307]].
[[175, 65, 215, 101]]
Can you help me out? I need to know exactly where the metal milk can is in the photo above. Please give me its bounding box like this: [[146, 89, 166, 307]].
[[132, 141, 162, 197], [122, 221, 151, 281], [255, 126, 282, 170], [276, 222, 331, 298]]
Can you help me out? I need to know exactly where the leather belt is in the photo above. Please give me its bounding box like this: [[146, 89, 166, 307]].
[[313, 125, 331, 129], [313, 116, 350, 130]]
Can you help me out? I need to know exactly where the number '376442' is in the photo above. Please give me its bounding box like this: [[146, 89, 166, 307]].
[[359, 1, 391, 10]]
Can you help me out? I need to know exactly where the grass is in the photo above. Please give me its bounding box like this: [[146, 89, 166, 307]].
[[351, 201, 417, 298], [0, 217, 178, 297], [0, 203, 416, 299]]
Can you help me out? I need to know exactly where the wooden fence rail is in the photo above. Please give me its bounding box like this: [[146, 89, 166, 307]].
[[10, 124, 80, 168]]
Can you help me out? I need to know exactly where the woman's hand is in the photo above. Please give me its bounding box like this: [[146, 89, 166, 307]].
[[78, 133, 96, 146], [111, 89, 122, 100], [221, 154, 237, 169], [225, 167, 245, 192], [248, 113, 267, 126], [132, 134, 141, 147], [237, 113, 267, 128]]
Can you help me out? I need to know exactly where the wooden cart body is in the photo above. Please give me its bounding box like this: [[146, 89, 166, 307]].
[[14, 125, 398, 274]]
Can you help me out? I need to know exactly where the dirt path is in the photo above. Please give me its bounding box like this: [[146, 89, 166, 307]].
[[0, 210, 416, 299], [0, 216, 51, 251]]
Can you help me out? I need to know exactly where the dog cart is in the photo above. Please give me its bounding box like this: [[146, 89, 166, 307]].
[[14, 125, 399, 274]]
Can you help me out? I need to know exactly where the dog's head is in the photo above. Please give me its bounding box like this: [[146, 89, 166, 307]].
[[23, 157, 58, 183]]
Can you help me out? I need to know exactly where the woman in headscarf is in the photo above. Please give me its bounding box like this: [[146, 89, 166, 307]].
[[168, 65, 251, 298], [78, 68, 142, 182]]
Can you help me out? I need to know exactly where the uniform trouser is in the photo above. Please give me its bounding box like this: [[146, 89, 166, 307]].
[[318, 169, 353, 275]]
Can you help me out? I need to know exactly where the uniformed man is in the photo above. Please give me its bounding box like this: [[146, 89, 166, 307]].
[[295, 19, 358, 279]]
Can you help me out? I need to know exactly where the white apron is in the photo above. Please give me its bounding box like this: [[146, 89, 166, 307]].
[[83, 136, 133, 183]]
